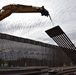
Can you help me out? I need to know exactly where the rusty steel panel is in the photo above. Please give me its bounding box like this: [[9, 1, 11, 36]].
[[0, 32, 74, 67], [45, 25, 76, 64], [45, 26, 64, 37], [45, 26, 76, 50], [61, 47, 76, 64]]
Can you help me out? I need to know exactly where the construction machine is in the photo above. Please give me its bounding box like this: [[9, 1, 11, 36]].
[[0, 4, 49, 21]]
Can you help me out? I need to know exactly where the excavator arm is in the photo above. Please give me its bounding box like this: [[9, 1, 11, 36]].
[[0, 4, 49, 21]]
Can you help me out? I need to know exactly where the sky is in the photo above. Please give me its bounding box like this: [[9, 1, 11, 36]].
[[0, 0, 76, 45]]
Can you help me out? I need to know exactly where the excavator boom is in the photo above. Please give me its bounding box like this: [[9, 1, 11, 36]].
[[0, 4, 49, 21]]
